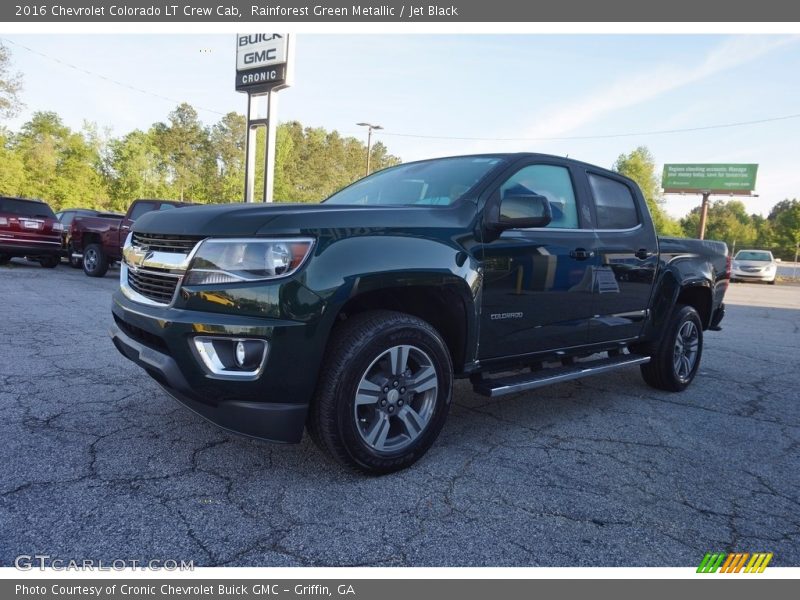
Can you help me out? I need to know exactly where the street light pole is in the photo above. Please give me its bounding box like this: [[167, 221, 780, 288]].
[[356, 122, 383, 176]]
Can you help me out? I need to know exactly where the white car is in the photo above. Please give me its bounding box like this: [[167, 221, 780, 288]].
[[731, 249, 778, 284]]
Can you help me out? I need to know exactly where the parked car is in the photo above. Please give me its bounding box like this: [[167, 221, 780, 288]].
[[70, 199, 192, 277], [731, 249, 778, 284], [56, 208, 122, 267], [0, 196, 62, 268], [109, 153, 730, 474]]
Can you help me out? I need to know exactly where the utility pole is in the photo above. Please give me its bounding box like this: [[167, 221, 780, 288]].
[[356, 122, 383, 176], [698, 191, 711, 240]]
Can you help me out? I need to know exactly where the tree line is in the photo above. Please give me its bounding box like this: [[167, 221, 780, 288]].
[[0, 103, 399, 213]]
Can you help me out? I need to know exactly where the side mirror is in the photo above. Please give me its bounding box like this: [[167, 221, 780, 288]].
[[496, 193, 552, 230]]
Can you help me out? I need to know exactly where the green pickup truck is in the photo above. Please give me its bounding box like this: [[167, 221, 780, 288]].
[[110, 153, 729, 473]]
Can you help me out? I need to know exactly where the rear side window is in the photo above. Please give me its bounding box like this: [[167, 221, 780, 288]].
[[500, 165, 580, 229], [128, 202, 155, 221], [588, 174, 639, 229], [0, 197, 56, 218]]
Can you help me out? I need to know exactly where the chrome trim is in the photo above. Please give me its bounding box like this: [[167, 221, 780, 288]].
[[191, 336, 270, 381], [0, 236, 60, 245]]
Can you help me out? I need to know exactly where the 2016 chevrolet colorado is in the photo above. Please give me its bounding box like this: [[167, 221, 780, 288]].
[[110, 153, 729, 474]]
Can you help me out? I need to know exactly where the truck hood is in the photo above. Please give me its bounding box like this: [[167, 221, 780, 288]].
[[132, 202, 470, 237]]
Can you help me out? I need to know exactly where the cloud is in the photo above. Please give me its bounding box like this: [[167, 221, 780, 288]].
[[522, 35, 799, 140]]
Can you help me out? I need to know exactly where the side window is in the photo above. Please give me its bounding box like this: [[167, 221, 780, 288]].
[[128, 202, 155, 221], [500, 165, 579, 229], [588, 174, 640, 229]]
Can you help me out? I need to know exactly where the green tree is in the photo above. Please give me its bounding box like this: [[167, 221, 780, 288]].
[[152, 103, 212, 201], [208, 111, 246, 202], [767, 199, 800, 259], [680, 200, 759, 250], [613, 146, 682, 236], [106, 129, 171, 210], [0, 45, 23, 120], [0, 131, 26, 195]]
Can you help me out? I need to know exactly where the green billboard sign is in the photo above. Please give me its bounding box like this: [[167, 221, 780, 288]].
[[662, 163, 758, 194]]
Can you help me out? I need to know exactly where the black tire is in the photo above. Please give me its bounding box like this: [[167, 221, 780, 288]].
[[39, 255, 59, 268], [639, 304, 703, 392], [82, 243, 108, 277], [68, 244, 82, 268], [0, 254, 10, 265], [768, 278, 776, 285], [308, 310, 453, 475]]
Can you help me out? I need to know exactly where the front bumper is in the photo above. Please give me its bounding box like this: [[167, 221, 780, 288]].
[[110, 289, 325, 444], [732, 269, 775, 282]]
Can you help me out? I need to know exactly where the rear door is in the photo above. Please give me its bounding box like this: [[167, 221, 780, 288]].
[[478, 160, 599, 359], [582, 171, 658, 343]]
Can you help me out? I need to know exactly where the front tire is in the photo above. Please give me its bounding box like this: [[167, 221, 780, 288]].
[[82, 243, 108, 277], [308, 310, 453, 475], [639, 304, 703, 392], [39, 255, 59, 268]]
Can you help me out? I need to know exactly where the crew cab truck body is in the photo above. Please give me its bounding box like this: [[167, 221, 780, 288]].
[[71, 199, 190, 277], [110, 154, 729, 474]]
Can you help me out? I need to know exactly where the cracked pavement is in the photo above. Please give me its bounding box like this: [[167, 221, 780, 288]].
[[1, 259, 799, 566]]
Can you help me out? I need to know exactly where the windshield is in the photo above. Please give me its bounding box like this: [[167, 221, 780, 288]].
[[0, 197, 55, 219], [323, 157, 504, 206], [735, 250, 773, 262]]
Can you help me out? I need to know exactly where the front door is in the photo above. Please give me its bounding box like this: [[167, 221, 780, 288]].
[[478, 162, 598, 359]]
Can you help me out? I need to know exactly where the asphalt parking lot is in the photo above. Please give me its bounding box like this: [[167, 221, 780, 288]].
[[1, 259, 798, 567]]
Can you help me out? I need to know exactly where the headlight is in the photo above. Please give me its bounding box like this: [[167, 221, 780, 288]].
[[732, 261, 739, 269], [183, 238, 314, 285]]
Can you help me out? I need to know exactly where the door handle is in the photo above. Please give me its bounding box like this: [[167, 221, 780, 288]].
[[635, 248, 654, 260], [570, 248, 594, 260]]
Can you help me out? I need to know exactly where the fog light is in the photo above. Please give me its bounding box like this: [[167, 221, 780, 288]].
[[235, 341, 246, 367], [192, 337, 269, 379]]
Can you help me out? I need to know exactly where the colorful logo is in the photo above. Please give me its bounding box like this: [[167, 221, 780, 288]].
[[697, 552, 773, 573]]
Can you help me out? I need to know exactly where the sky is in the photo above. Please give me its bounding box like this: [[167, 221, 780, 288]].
[[2, 33, 799, 218]]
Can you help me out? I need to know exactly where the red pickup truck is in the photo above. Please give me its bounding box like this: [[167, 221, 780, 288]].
[[70, 199, 191, 277]]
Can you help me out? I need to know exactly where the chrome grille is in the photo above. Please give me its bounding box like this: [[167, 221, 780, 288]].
[[131, 232, 203, 253], [127, 267, 181, 304]]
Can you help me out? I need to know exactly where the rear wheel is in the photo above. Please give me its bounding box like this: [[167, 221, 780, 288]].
[[639, 304, 703, 392], [68, 244, 82, 268], [0, 254, 10, 265], [82, 243, 108, 277], [308, 310, 453, 474]]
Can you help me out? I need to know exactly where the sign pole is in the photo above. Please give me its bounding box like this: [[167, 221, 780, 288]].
[[263, 90, 278, 203], [698, 191, 710, 240], [244, 95, 258, 203]]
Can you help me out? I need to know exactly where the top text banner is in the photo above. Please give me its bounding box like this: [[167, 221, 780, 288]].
[[3, 0, 800, 21], [662, 164, 759, 194]]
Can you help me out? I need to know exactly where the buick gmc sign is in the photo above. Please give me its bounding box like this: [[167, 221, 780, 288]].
[[235, 33, 292, 93]]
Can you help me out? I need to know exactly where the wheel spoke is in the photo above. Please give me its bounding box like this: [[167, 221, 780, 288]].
[[398, 405, 425, 441], [355, 378, 382, 406], [364, 414, 390, 450], [388, 345, 410, 376], [407, 365, 437, 393]]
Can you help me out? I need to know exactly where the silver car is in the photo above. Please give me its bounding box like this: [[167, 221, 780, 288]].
[[731, 249, 778, 284]]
